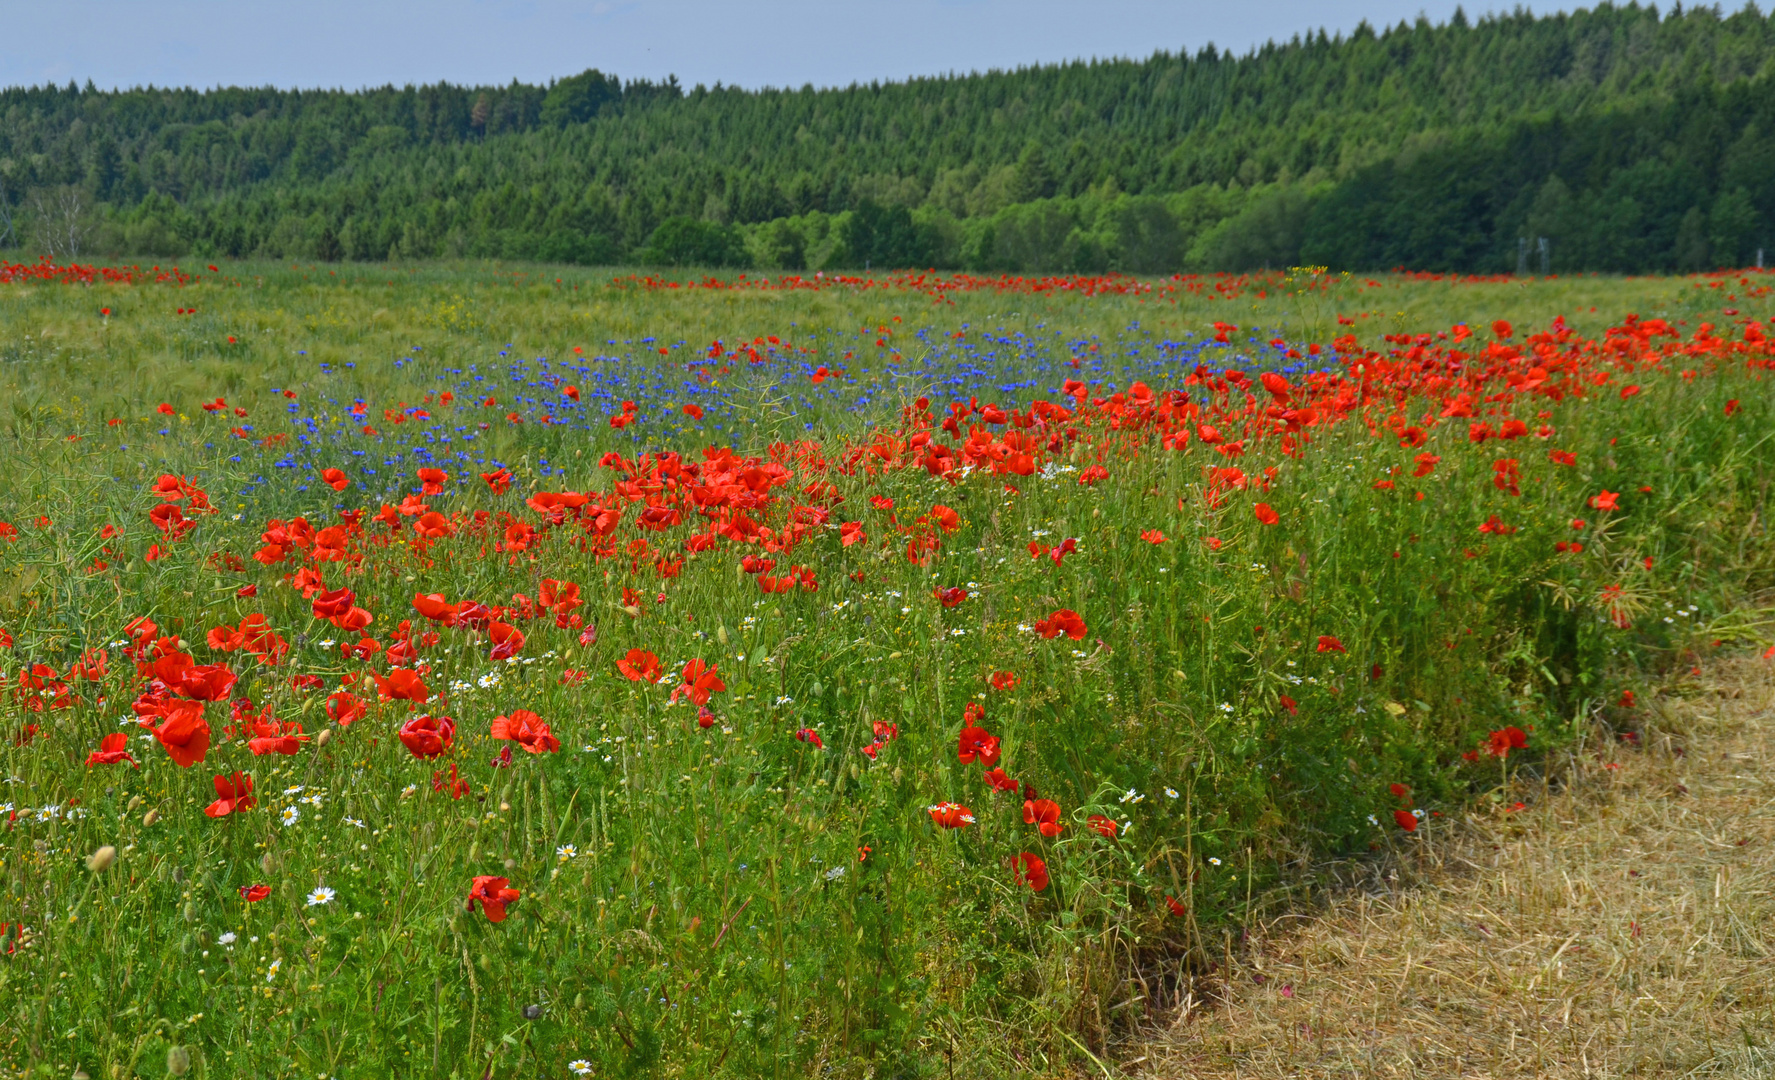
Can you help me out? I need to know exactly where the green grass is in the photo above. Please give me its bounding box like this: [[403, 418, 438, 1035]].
[[0, 262, 1771, 1079]]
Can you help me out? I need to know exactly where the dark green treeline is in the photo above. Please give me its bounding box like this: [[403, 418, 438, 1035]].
[[6, 1, 1775, 273]]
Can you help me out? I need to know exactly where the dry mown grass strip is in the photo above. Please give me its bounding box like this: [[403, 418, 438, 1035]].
[[1128, 655, 1775, 1078]]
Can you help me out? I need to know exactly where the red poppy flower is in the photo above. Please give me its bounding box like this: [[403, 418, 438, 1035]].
[[927, 802, 975, 829], [247, 720, 308, 756], [1393, 809, 1419, 832], [1589, 490, 1620, 512], [397, 714, 454, 758], [1165, 894, 1187, 917], [617, 649, 663, 683], [839, 521, 865, 547], [1087, 814, 1119, 838], [414, 512, 456, 539], [1140, 529, 1166, 544], [239, 884, 271, 902], [683, 403, 705, 419], [375, 667, 430, 703], [321, 468, 350, 491], [1316, 635, 1346, 653], [1389, 782, 1410, 798], [1254, 503, 1280, 526], [1484, 725, 1529, 758], [793, 727, 824, 748], [989, 671, 1018, 692], [466, 875, 521, 923], [153, 653, 239, 701], [480, 469, 512, 494], [416, 468, 448, 494], [697, 705, 716, 729], [982, 767, 1018, 792], [1032, 609, 1086, 640], [148, 700, 211, 767], [332, 606, 373, 634], [487, 621, 525, 661], [204, 772, 256, 818], [934, 586, 969, 608], [1023, 798, 1063, 837], [1204, 536, 1223, 551], [412, 593, 459, 625], [311, 588, 356, 620], [85, 732, 137, 768], [672, 659, 726, 706], [957, 725, 1001, 767], [434, 763, 470, 799], [1014, 852, 1049, 891], [148, 503, 195, 540], [928, 505, 960, 533], [490, 709, 560, 754], [326, 691, 366, 726], [1278, 694, 1298, 716]]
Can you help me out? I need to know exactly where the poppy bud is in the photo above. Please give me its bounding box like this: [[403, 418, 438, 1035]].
[[166, 1047, 190, 1076], [523, 1004, 543, 1020], [126, 795, 143, 813], [86, 845, 116, 873], [142, 809, 160, 827], [261, 853, 276, 874], [717, 624, 728, 646], [315, 729, 332, 747]]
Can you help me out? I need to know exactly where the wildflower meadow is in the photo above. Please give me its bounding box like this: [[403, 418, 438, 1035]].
[[0, 260, 1770, 1078]]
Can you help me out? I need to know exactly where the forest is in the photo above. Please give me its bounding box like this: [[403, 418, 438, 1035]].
[[5, 1, 1775, 273]]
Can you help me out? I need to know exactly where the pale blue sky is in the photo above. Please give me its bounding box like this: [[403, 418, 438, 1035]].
[[9, 0, 1577, 92]]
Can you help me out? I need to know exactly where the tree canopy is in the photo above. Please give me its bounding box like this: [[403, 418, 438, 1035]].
[[6, 2, 1775, 272]]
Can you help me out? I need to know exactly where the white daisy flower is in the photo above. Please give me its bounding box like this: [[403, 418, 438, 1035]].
[[306, 886, 336, 906], [281, 807, 301, 827]]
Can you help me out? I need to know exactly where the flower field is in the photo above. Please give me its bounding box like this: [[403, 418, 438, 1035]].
[[0, 261, 1771, 1078]]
